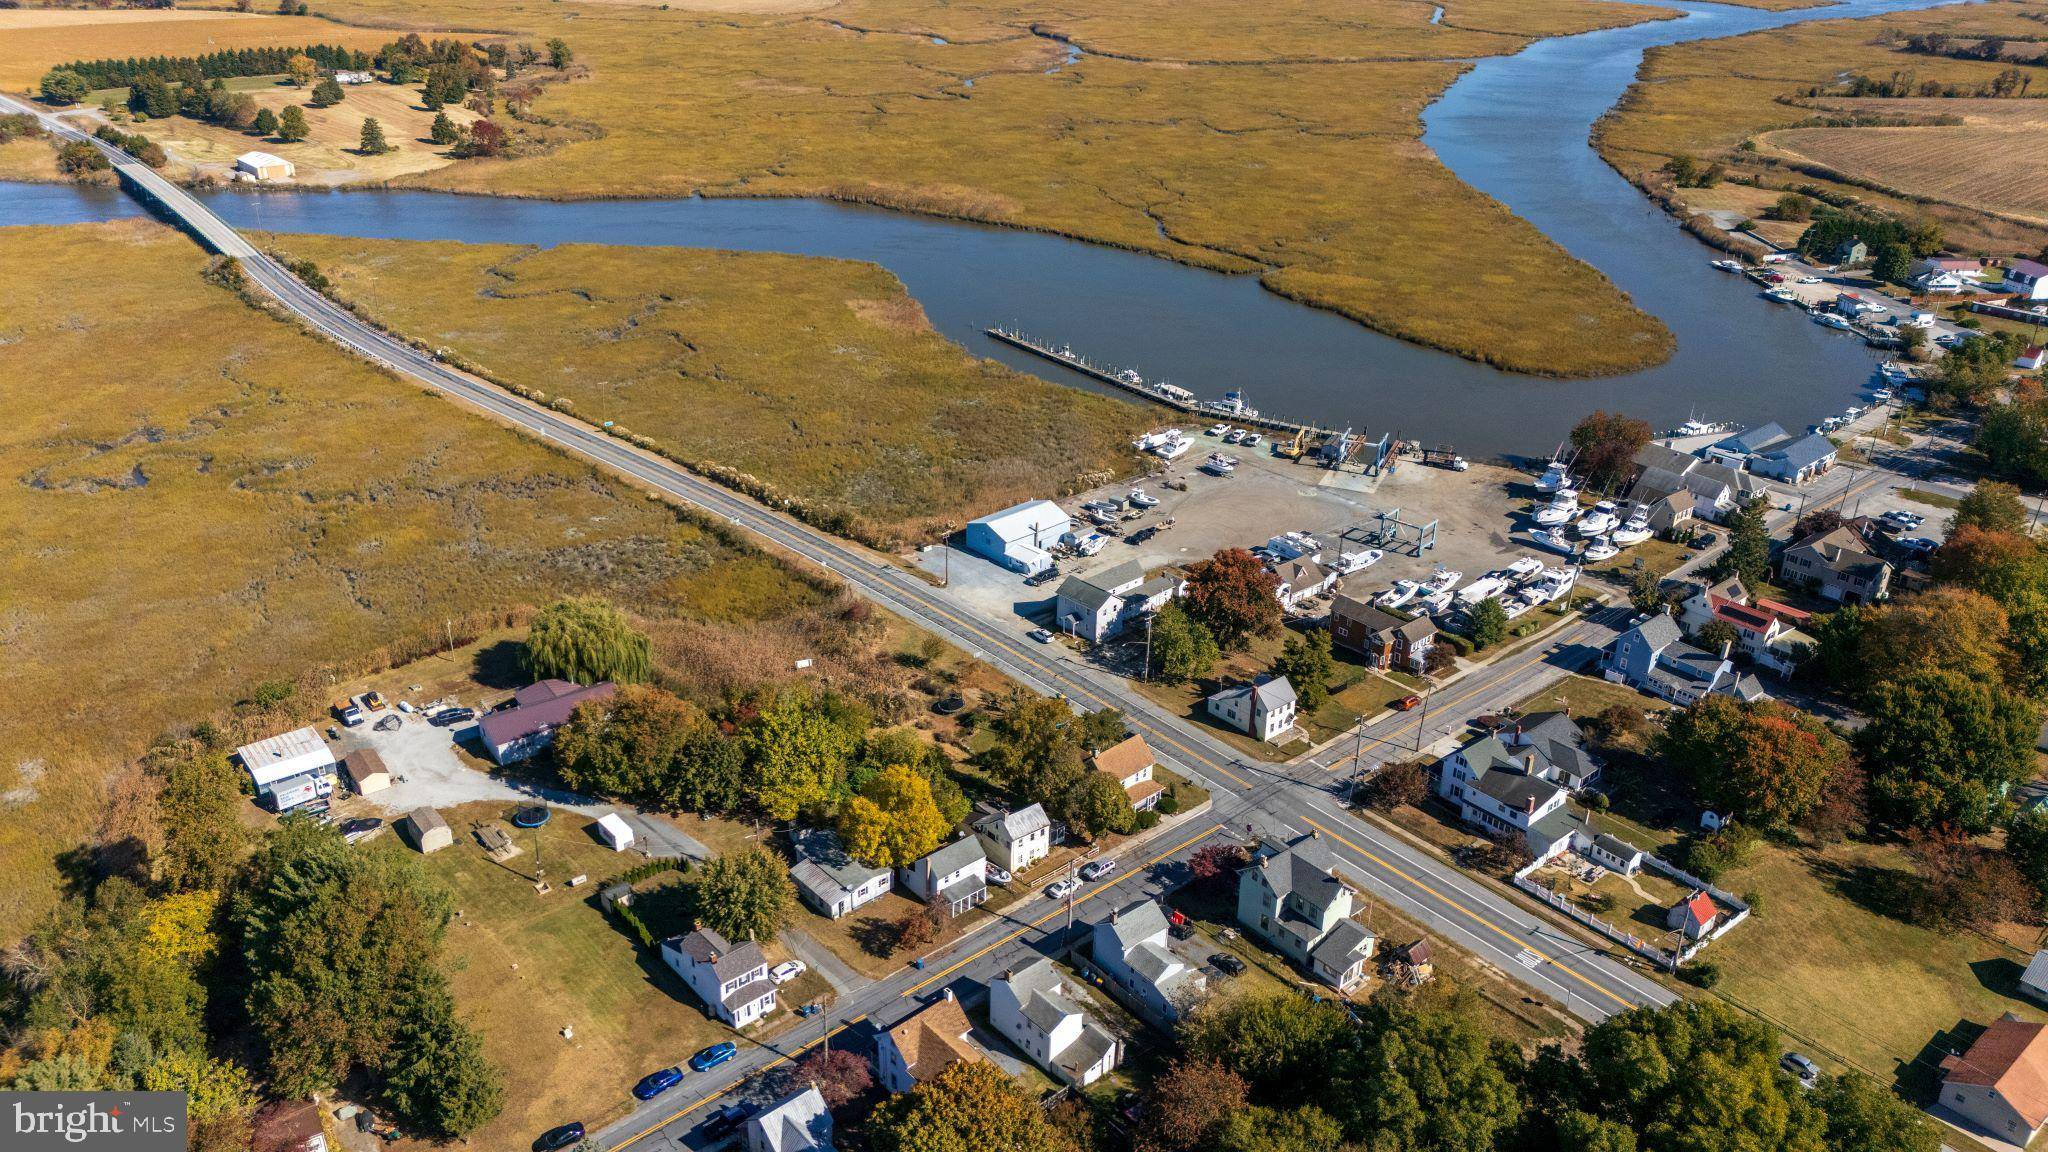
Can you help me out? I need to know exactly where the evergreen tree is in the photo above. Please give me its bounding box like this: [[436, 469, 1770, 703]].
[[253, 107, 279, 137], [310, 77, 345, 107], [276, 105, 309, 143], [1469, 596, 1510, 650], [1718, 494, 1771, 591], [429, 110, 458, 145], [1271, 629, 1335, 710], [358, 116, 391, 154]]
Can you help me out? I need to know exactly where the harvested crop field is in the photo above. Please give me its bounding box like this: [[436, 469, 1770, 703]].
[[128, 79, 480, 186], [0, 219, 833, 943], [263, 233, 1152, 542], [0, 11, 394, 88], [1762, 123, 2048, 226], [270, 0, 1679, 377]]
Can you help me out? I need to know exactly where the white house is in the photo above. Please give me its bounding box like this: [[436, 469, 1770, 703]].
[[1605, 613, 1767, 705], [660, 928, 777, 1027], [1677, 575, 1815, 675], [1667, 891, 1719, 940], [235, 151, 294, 181], [973, 803, 1051, 875], [2020, 345, 2047, 372], [1271, 557, 1338, 610], [746, 1085, 834, 1152], [988, 957, 1121, 1086], [333, 69, 376, 84], [1436, 736, 1581, 863], [788, 828, 891, 919], [1089, 734, 1165, 812], [1091, 900, 1207, 1021], [1941, 1013, 2048, 1147], [1054, 559, 1147, 642], [2004, 259, 2048, 302], [1207, 676, 1298, 742], [964, 499, 1071, 575], [595, 812, 635, 852], [235, 727, 337, 812], [877, 989, 986, 1093], [1235, 833, 1377, 991], [2019, 950, 2048, 1006], [898, 836, 989, 916], [1581, 833, 1644, 877]]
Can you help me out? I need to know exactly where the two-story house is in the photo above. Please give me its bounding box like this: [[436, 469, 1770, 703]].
[[973, 802, 1051, 875], [1054, 559, 1148, 642], [1207, 676, 1298, 743], [1604, 613, 1768, 705], [1235, 834, 1377, 992], [876, 989, 988, 1093], [1780, 524, 1892, 604], [1629, 443, 1761, 522], [745, 1085, 834, 1152], [2004, 258, 2048, 302], [787, 827, 891, 920], [1496, 711, 1601, 791], [1090, 899, 1208, 1021], [898, 836, 990, 916], [660, 927, 777, 1027], [1271, 557, 1338, 610], [1437, 736, 1582, 863], [1327, 595, 1438, 673], [1940, 1013, 2048, 1147], [1676, 576, 1814, 675], [988, 957, 1121, 1086], [1088, 734, 1166, 812]]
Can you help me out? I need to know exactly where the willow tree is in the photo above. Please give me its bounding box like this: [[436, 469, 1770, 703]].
[[524, 597, 651, 685]]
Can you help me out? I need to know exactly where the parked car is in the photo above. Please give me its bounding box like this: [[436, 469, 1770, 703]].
[[689, 1042, 738, 1073], [535, 1122, 585, 1151], [1028, 628, 1055, 644], [632, 1067, 683, 1100], [363, 690, 387, 710], [1899, 536, 1939, 557], [1128, 526, 1159, 545], [1394, 694, 1423, 712], [1079, 859, 1118, 882], [1024, 567, 1061, 587], [1781, 1052, 1820, 1087], [701, 1103, 752, 1141], [771, 960, 807, 985], [1210, 952, 1247, 976], [1046, 877, 1082, 900], [431, 707, 476, 727]]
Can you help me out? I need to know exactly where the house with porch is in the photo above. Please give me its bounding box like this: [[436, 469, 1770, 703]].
[[1677, 576, 1815, 675], [988, 957, 1121, 1086], [1091, 899, 1208, 1020], [1436, 734, 1583, 863], [1207, 676, 1299, 742], [660, 928, 778, 1027], [899, 836, 990, 916], [1604, 612, 1768, 705], [973, 802, 1051, 875], [1781, 524, 1892, 604], [1235, 833, 1377, 991], [1089, 734, 1166, 812], [1054, 559, 1148, 643], [788, 828, 892, 920], [1272, 557, 1339, 610]]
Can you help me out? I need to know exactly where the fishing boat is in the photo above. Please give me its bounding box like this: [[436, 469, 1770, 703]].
[[1576, 501, 1620, 537], [1764, 287, 1799, 304], [1534, 458, 1573, 493], [1153, 435, 1192, 460], [1455, 575, 1508, 606], [1337, 548, 1384, 574], [1201, 390, 1259, 418], [1879, 360, 1913, 384], [1610, 520, 1652, 547], [1422, 568, 1463, 594], [1503, 557, 1546, 583], [1502, 595, 1537, 620], [1711, 258, 1744, 272], [1530, 528, 1576, 554], [1411, 588, 1455, 615], [1871, 387, 1895, 405], [1582, 536, 1619, 563], [1534, 495, 1579, 527], [1376, 580, 1422, 610], [1814, 312, 1853, 331], [1128, 490, 1160, 508]]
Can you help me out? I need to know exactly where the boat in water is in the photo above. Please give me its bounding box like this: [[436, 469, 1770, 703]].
[[1814, 311, 1854, 331], [1764, 287, 1798, 304], [1711, 258, 1744, 272], [1878, 360, 1914, 384], [1200, 390, 1259, 419]]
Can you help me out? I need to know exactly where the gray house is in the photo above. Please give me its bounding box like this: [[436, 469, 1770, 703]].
[[1604, 613, 1767, 705], [1090, 899, 1207, 1021], [1781, 525, 1891, 604], [788, 828, 891, 919], [1748, 433, 1837, 484], [1235, 834, 1377, 991], [1207, 676, 1299, 742]]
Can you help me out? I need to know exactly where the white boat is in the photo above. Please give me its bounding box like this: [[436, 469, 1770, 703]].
[[1764, 287, 1799, 304], [1448, 455, 1469, 471], [1074, 533, 1107, 556], [1815, 312, 1853, 331], [1502, 596, 1537, 620], [1711, 258, 1744, 272], [1530, 528, 1576, 554], [1534, 459, 1573, 493], [1576, 501, 1619, 537], [1871, 387, 1895, 404], [1157, 383, 1195, 403], [1153, 436, 1192, 460], [1583, 536, 1619, 562], [1674, 418, 1721, 437], [1422, 568, 1463, 594], [1610, 522, 1652, 547], [1115, 368, 1145, 387], [1224, 428, 1247, 444], [1879, 361, 1912, 384], [1843, 405, 1863, 417], [1337, 548, 1384, 574], [1128, 489, 1160, 508], [1503, 557, 1545, 583], [1200, 458, 1235, 476], [1455, 575, 1508, 606], [1412, 588, 1455, 615], [1534, 496, 1579, 527], [1376, 580, 1422, 609]]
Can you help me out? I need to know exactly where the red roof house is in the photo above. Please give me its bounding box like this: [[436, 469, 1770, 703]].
[[1941, 1013, 2048, 1146]]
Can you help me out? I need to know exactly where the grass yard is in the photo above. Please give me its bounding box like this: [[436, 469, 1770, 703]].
[[1513, 671, 1671, 719], [121, 79, 481, 186], [1596, 0, 2048, 255], [264, 234, 1149, 544], [1895, 486, 1962, 511], [0, 219, 847, 944], [214, 0, 1689, 378]]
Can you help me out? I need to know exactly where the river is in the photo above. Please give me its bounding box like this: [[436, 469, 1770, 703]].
[[0, 0, 1968, 461]]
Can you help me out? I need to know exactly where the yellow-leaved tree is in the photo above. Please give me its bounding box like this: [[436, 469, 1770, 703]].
[[838, 765, 947, 869]]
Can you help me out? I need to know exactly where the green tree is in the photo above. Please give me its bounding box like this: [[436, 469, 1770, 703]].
[[430, 110, 459, 145], [1272, 629, 1335, 710], [310, 77, 345, 107], [358, 116, 391, 154], [379, 977, 503, 1137], [1857, 587, 2011, 691], [1716, 494, 1771, 591], [858, 727, 968, 824], [1468, 596, 1509, 650], [1180, 991, 1351, 1104], [979, 693, 1088, 815], [691, 846, 795, 941], [552, 684, 714, 805], [1696, 618, 1741, 655], [524, 596, 651, 685], [141, 1048, 255, 1125], [1862, 668, 2039, 833], [1872, 242, 1913, 285], [40, 68, 90, 105], [276, 105, 309, 143], [1070, 770, 1137, 837], [1627, 566, 1665, 615], [253, 107, 279, 137], [547, 38, 574, 69], [1814, 1072, 1940, 1152], [1215, 1105, 1345, 1152], [1660, 695, 1848, 827], [1572, 1000, 1824, 1152], [869, 1059, 1075, 1152], [1182, 548, 1283, 651], [746, 690, 862, 820], [2005, 806, 2048, 913], [1337, 994, 1524, 1152], [838, 764, 949, 868], [1150, 601, 1220, 684], [152, 751, 253, 892], [1142, 1058, 1248, 1152], [1556, 1112, 1638, 1152], [1952, 481, 2031, 538]]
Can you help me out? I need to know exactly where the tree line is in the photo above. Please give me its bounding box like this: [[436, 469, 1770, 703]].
[[45, 44, 373, 94]]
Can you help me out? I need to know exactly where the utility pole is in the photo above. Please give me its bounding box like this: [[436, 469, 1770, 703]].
[[1413, 686, 1433, 755], [1143, 615, 1154, 682]]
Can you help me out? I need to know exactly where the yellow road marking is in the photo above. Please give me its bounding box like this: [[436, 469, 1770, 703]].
[[610, 1013, 872, 1152], [1299, 816, 1634, 1009]]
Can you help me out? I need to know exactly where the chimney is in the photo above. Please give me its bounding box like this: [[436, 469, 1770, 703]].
[[1719, 639, 1733, 660], [942, 987, 956, 1003], [1110, 906, 1121, 924], [1524, 752, 1537, 773]]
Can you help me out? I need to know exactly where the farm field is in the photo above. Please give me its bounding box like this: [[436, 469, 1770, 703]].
[[125, 79, 481, 186], [0, 9, 392, 89], [1597, 0, 2048, 253], [203, 0, 1693, 378], [262, 233, 1150, 543], [0, 219, 839, 944]]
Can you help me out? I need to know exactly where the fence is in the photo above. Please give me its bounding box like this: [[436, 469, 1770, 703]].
[[1511, 833, 1754, 969]]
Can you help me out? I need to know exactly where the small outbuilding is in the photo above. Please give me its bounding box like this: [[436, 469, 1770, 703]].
[[403, 807, 451, 854], [342, 748, 390, 796], [235, 151, 294, 181], [236, 727, 337, 812], [1580, 832, 1644, 878], [1667, 890, 1718, 940], [595, 812, 635, 853]]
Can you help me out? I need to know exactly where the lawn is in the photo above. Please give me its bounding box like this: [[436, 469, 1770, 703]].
[[264, 233, 1149, 545], [0, 219, 846, 944], [1512, 672, 1671, 719], [202, 0, 1690, 378], [1896, 486, 1962, 511]]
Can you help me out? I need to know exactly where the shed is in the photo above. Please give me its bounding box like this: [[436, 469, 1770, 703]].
[[595, 812, 635, 853], [235, 151, 294, 181], [600, 882, 635, 913], [342, 748, 390, 795], [403, 807, 451, 854]]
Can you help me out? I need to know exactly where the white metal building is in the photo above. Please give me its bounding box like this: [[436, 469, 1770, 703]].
[[595, 812, 635, 852], [236, 727, 336, 811], [963, 499, 1071, 575], [235, 151, 294, 181]]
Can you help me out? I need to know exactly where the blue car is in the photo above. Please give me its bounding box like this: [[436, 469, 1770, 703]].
[[689, 1042, 738, 1073], [632, 1066, 682, 1100]]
